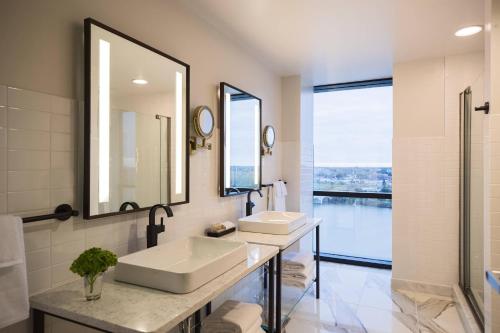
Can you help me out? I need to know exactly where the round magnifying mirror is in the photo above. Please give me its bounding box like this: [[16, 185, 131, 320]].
[[263, 125, 276, 148], [193, 106, 214, 138]]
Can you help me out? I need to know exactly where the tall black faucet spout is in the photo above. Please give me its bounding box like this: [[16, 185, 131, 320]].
[[147, 204, 173, 248]]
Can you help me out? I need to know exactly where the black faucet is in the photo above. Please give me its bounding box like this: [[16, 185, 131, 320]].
[[147, 204, 173, 248], [246, 189, 263, 216]]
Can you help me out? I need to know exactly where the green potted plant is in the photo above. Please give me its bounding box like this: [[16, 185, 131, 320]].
[[70, 247, 118, 300]]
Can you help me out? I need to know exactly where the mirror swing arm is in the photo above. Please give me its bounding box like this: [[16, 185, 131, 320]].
[[190, 105, 214, 153]]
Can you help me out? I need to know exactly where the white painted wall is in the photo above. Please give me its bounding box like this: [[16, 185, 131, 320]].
[[392, 52, 484, 289], [483, 1, 500, 331], [0, 1, 282, 332], [280, 75, 314, 215]]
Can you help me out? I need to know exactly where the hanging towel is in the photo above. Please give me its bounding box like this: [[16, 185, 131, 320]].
[[202, 300, 263, 333], [272, 180, 287, 211], [282, 251, 315, 271], [0, 215, 29, 329]]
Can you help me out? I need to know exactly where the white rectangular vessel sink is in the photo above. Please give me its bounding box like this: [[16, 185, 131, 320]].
[[114, 236, 248, 293], [238, 211, 307, 235]]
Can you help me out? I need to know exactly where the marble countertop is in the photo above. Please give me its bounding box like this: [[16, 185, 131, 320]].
[[225, 217, 322, 250], [30, 244, 278, 333]]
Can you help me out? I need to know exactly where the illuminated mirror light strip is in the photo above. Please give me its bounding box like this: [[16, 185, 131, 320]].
[[254, 102, 260, 185], [175, 71, 183, 195], [98, 39, 110, 203], [225, 93, 231, 188]]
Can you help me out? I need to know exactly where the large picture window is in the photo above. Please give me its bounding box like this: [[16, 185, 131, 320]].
[[313, 79, 393, 266]]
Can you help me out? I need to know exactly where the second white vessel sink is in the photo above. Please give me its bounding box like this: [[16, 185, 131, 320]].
[[238, 211, 307, 235], [114, 236, 248, 293]]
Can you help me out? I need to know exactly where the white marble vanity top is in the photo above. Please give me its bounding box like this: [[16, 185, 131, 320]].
[[225, 217, 322, 250], [30, 244, 278, 333]]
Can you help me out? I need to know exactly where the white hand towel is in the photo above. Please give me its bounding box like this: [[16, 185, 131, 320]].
[[202, 300, 263, 333], [282, 267, 315, 289], [0, 215, 29, 329], [282, 261, 315, 279], [247, 318, 264, 333], [282, 251, 314, 271], [272, 181, 287, 211]]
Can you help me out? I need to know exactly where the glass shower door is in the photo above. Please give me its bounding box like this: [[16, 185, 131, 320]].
[[459, 87, 484, 326]]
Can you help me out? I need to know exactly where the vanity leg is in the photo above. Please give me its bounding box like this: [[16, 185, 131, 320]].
[[316, 225, 320, 299], [268, 257, 275, 333], [276, 251, 282, 333], [194, 310, 201, 333], [264, 264, 268, 289], [205, 302, 211, 316], [33, 309, 44, 333]]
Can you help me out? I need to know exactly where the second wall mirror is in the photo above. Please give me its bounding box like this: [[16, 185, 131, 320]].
[[83, 18, 190, 219], [219, 82, 262, 197]]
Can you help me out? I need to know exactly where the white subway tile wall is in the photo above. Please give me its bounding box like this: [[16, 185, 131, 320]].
[[0, 85, 273, 333], [488, 114, 500, 331]]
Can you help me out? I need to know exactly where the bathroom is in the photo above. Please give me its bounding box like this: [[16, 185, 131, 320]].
[[0, 0, 499, 332]]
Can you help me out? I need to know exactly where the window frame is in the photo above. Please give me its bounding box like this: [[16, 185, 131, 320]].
[[313, 78, 393, 268]]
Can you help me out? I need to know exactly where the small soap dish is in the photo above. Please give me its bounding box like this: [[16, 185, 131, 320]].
[[206, 227, 236, 238], [206, 221, 236, 238]]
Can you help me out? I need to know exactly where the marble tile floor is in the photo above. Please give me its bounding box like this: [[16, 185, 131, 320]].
[[285, 262, 466, 333]]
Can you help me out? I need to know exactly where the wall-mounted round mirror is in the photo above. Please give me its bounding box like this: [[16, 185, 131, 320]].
[[193, 105, 214, 138], [263, 125, 276, 148]]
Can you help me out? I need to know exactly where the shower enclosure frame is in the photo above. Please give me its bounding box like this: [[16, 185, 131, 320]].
[[459, 87, 484, 329]]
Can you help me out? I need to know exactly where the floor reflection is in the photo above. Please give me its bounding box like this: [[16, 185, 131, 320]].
[[285, 262, 465, 333]]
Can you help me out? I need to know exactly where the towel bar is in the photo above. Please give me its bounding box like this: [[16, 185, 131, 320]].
[[22, 204, 79, 223], [262, 180, 287, 187]]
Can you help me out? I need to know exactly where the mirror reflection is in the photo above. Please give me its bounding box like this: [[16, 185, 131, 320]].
[[84, 19, 189, 219], [220, 83, 262, 196]]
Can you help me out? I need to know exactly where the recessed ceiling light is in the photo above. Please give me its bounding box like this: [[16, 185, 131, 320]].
[[455, 26, 483, 37], [132, 79, 148, 85]]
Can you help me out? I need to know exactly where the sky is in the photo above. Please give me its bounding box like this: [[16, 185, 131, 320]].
[[313, 86, 393, 167]]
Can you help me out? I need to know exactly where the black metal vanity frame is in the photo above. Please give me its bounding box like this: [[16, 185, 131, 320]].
[[271, 225, 320, 333], [83, 18, 191, 219], [32, 256, 277, 333]]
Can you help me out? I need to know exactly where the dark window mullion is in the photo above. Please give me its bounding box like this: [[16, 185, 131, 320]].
[[313, 191, 392, 200]]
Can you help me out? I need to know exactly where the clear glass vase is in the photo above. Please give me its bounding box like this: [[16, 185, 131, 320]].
[[84, 272, 103, 301]]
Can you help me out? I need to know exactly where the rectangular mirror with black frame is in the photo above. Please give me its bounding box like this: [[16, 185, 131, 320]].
[[83, 18, 190, 219], [219, 82, 262, 197]]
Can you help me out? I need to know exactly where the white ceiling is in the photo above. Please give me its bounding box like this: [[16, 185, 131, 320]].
[[180, 0, 484, 85]]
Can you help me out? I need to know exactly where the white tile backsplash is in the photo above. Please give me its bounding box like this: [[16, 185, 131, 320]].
[[7, 170, 50, 192], [0, 106, 6, 127], [27, 268, 51, 295], [26, 247, 51, 272], [50, 114, 72, 133], [1, 85, 275, 333], [7, 87, 51, 112], [8, 108, 51, 131], [8, 150, 50, 170], [7, 129, 50, 150], [7, 190, 50, 212], [23, 228, 51, 251], [50, 132, 73, 151], [0, 85, 6, 107], [50, 151, 73, 169]]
